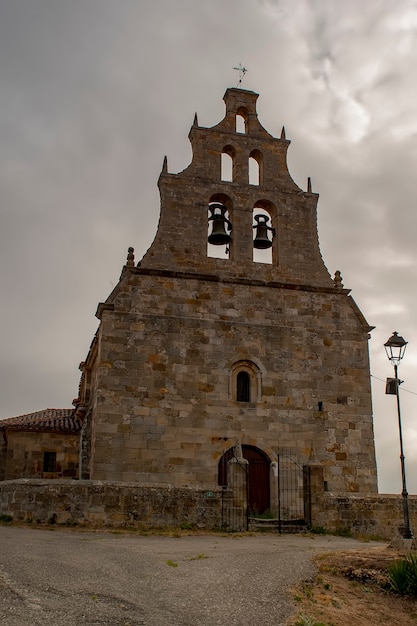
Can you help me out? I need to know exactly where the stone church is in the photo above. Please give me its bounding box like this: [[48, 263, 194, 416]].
[[0, 87, 378, 512]]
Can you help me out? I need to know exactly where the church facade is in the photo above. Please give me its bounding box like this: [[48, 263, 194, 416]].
[[1, 87, 378, 513], [76, 87, 377, 506]]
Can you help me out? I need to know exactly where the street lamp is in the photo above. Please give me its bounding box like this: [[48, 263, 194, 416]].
[[384, 331, 413, 539]]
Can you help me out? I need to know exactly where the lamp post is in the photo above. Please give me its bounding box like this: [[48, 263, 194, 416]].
[[384, 331, 413, 539]]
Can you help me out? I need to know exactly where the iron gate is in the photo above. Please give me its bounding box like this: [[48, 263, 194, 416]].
[[277, 452, 311, 533], [220, 448, 311, 532], [220, 450, 248, 532]]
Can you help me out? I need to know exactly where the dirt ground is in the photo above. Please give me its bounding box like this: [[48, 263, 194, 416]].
[[288, 544, 417, 626]]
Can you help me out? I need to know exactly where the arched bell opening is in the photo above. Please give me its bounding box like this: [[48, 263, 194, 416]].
[[207, 195, 233, 260], [249, 149, 263, 186], [235, 107, 248, 134], [252, 202, 275, 264], [249, 157, 259, 186], [221, 145, 235, 182], [218, 445, 271, 514]]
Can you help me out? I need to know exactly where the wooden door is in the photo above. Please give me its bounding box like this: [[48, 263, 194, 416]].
[[243, 446, 270, 514], [218, 445, 270, 514]]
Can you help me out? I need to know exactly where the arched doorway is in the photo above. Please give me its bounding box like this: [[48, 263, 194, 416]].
[[218, 445, 270, 514]]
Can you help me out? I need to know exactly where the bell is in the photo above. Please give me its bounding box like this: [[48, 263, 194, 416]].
[[208, 203, 232, 246], [208, 218, 231, 245], [253, 214, 274, 249]]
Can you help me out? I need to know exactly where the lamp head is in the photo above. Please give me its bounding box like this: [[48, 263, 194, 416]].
[[384, 331, 408, 366]]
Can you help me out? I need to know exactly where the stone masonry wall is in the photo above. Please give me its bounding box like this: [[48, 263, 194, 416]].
[[141, 88, 332, 289], [90, 269, 377, 495], [0, 480, 223, 528], [3, 432, 79, 480], [311, 493, 417, 540], [308, 466, 417, 540], [0, 479, 416, 540]]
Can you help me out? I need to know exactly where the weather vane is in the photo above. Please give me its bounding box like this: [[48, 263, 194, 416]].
[[233, 63, 248, 88]]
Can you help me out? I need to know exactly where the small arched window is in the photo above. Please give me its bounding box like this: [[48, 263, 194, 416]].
[[230, 360, 261, 403], [236, 371, 251, 402]]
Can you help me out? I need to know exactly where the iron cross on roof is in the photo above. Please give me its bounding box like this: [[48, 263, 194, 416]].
[[233, 63, 248, 88]]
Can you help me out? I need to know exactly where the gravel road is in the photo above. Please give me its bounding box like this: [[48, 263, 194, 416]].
[[0, 526, 383, 626]]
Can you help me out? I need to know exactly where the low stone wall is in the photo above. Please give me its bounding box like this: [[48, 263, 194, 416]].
[[311, 493, 417, 540], [0, 479, 223, 528], [306, 466, 417, 540], [1, 478, 416, 539]]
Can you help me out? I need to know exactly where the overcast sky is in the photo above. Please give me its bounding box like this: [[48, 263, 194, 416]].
[[1, 0, 417, 494]]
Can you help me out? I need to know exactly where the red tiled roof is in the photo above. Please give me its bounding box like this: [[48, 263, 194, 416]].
[[0, 408, 81, 434]]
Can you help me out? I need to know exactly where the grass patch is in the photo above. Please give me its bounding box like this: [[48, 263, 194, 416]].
[[388, 553, 417, 597], [249, 509, 276, 520], [188, 553, 209, 561], [290, 546, 417, 626], [294, 615, 327, 626], [310, 526, 357, 539], [332, 527, 353, 538]]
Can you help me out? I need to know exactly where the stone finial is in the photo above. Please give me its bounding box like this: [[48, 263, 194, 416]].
[[307, 177, 312, 193], [334, 270, 344, 289], [280, 126, 286, 140], [162, 155, 168, 173], [126, 247, 135, 267], [234, 441, 244, 461], [193, 112, 199, 127]]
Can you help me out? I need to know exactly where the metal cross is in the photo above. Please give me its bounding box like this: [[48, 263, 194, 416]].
[[233, 63, 248, 88]]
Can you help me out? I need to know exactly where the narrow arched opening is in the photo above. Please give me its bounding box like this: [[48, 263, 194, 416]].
[[249, 157, 259, 185], [230, 359, 261, 402], [249, 149, 263, 186], [236, 371, 251, 402], [236, 107, 248, 134], [218, 445, 271, 514], [221, 145, 235, 182], [207, 194, 232, 260], [252, 204, 274, 264]]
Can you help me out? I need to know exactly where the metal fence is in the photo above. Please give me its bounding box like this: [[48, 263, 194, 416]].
[[276, 452, 310, 533], [221, 449, 311, 533], [220, 451, 249, 532]]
